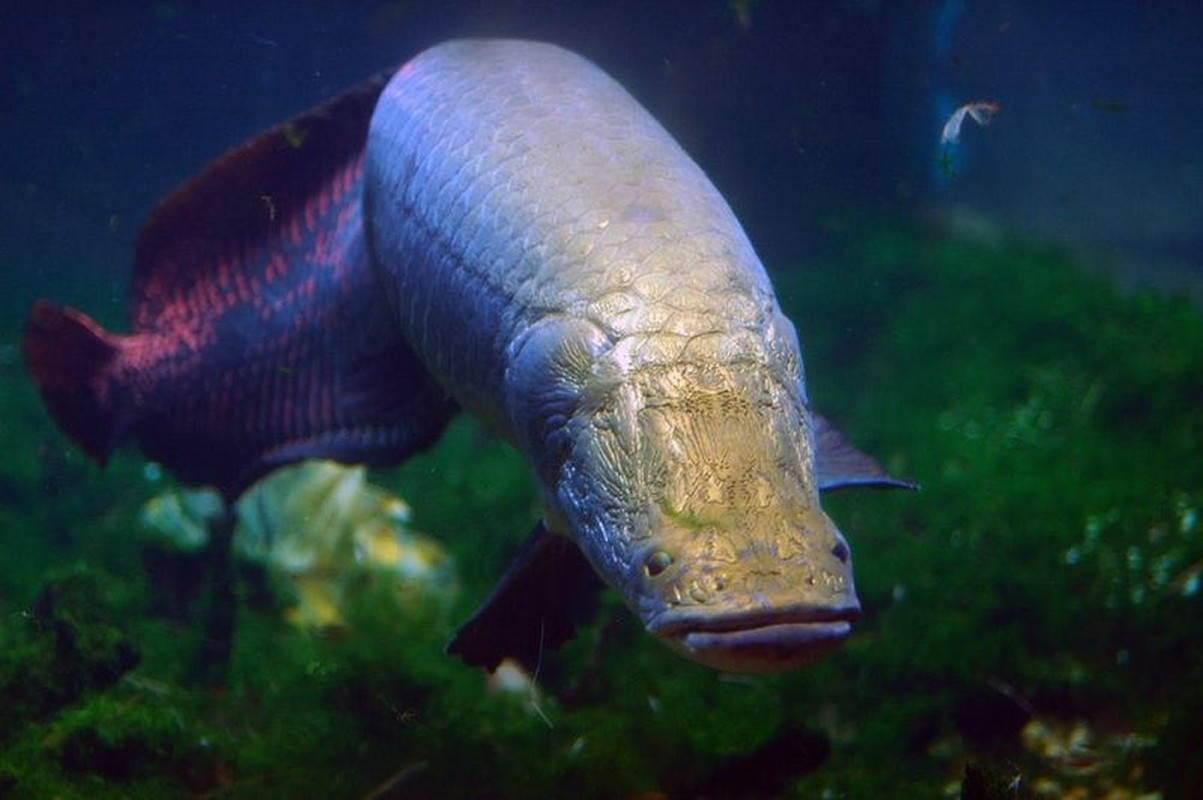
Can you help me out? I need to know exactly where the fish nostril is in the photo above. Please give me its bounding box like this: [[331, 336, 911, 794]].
[[831, 542, 850, 564], [645, 550, 673, 577]]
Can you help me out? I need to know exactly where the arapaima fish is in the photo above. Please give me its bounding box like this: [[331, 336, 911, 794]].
[[24, 40, 911, 673]]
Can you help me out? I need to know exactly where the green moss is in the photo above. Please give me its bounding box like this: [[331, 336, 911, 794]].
[[0, 567, 139, 743], [774, 223, 1201, 795], [45, 692, 223, 787], [0, 680, 235, 798], [2, 221, 1199, 797]]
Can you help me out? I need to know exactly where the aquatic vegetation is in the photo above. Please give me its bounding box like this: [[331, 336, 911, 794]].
[[2, 221, 1200, 797], [30, 691, 227, 793], [778, 221, 1200, 796], [140, 461, 458, 632], [0, 568, 139, 745]]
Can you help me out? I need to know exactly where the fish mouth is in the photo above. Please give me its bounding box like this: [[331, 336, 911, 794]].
[[648, 605, 860, 674]]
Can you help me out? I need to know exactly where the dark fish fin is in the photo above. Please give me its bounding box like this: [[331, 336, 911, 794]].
[[22, 301, 128, 464], [447, 522, 603, 673], [130, 68, 394, 325], [813, 412, 918, 491]]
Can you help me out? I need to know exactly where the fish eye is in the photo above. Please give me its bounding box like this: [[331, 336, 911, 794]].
[[831, 542, 850, 564], [645, 550, 673, 577]]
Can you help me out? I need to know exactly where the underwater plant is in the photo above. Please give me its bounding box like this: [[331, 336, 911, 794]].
[[3, 221, 1199, 797]]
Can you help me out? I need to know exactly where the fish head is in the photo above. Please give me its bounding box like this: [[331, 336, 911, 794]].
[[633, 502, 858, 673], [555, 360, 860, 673]]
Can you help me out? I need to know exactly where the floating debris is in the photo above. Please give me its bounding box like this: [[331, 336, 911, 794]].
[[139, 486, 224, 552], [139, 461, 458, 631], [1017, 717, 1160, 799], [941, 100, 1002, 145], [486, 657, 552, 727]]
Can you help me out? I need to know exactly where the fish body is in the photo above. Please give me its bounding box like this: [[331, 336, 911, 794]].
[[365, 41, 909, 672], [23, 40, 909, 673]]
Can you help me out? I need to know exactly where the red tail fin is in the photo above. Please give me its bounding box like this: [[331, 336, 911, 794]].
[[22, 300, 124, 464]]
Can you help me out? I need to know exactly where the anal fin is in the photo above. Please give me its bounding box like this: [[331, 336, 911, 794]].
[[447, 522, 602, 673]]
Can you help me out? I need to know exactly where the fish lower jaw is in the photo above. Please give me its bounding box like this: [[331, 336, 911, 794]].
[[649, 607, 858, 674]]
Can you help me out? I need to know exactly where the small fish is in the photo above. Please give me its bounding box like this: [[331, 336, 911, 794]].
[[24, 40, 912, 674], [941, 100, 1001, 145]]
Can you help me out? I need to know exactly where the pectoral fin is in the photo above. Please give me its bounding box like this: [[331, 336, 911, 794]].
[[447, 522, 602, 672], [813, 413, 918, 491]]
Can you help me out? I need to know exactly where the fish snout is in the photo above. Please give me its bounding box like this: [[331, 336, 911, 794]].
[[636, 509, 860, 673]]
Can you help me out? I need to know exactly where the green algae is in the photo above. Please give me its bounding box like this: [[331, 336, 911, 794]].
[[789, 227, 1202, 696], [0, 567, 139, 745], [1, 221, 1200, 797], [778, 223, 1202, 797]]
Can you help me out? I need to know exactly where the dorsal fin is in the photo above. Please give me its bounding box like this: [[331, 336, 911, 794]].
[[130, 70, 393, 327]]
